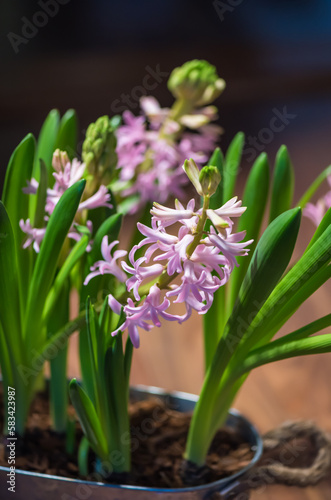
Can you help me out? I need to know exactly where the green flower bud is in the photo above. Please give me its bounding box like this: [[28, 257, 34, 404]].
[[199, 165, 221, 197], [183, 158, 203, 196], [168, 60, 225, 106], [82, 115, 118, 185]]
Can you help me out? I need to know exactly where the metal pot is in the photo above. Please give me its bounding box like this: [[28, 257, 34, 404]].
[[0, 385, 263, 499]]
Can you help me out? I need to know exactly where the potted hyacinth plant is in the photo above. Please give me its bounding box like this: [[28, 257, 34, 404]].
[[1, 60, 331, 499]]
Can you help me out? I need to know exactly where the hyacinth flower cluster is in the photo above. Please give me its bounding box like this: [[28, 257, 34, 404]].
[[84, 160, 252, 348], [20, 149, 112, 252], [113, 60, 225, 213]]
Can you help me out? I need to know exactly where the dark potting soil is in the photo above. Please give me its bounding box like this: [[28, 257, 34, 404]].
[[0, 386, 254, 488]]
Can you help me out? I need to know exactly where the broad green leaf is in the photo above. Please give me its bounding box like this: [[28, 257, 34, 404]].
[[297, 164, 331, 208], [229, 208, 301, 338], [98, 296, 114, 349], [223, 132, 244, 202], [33, 109, 60, 180], [48, 281, 69, 433], [229, 153, 270, 309], [25, 180, 86, 350], [31, 110, 60, 220], [78, 436, 90, 477], [2, 133, 35, 227], [2, 133, 35, 308], [110, 334, 131, 470], [226, 310, 331, 388], [203, 285, 226, 372], [229, 334, 331, 384], [254, 313, 331, 352], [0, 202, 22, 362], [86, 298, 100, 383], [124, 337, 133, 391], [208, 148, 224, 209], [241, 223, 331, 354], [210, 207, 301, 380], [55, 109, 78, 159], [188, 208, 302, 461], [269, 146, 294, 222], [69, 379, 108, 460], [104, 344, 130, 470], [43, 235, 89, 322]]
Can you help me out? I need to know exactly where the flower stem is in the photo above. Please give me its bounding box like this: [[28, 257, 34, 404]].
[[186, 196, 210, 257]]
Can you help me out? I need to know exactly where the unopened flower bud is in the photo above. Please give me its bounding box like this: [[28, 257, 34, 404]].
[[52, 148, 69, 172], [183, 159, 203, 196], [199, 166, 221, 197], [82, 115, 118, 185], [168, 60, 225, 106]]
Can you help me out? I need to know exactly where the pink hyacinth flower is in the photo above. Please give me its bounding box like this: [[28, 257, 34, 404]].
[[84, 236, 127, 285], [19, 219, 46, 253]]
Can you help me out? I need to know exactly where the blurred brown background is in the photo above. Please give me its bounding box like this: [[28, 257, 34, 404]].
[[1, 1, 331, 497]]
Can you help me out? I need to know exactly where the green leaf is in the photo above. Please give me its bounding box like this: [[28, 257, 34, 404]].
[[256, 313, 331, 351], [86, 298, 101, 391], [203, 284, 226, 372], [43, 235, 89, 323], [124, 337, 133, 391], [69, 379, 108, 460], [1, 133, 36, 308], [242, 222, 331, 353], [48, 281, 69, 433], [110, 334, 131, 471], [230, 208, 301, 338], [31, 110, 60, 219], [33, 109, 60, 181], [25, 180, 86, 350], [186, 208, 302, 465], [55, 109, 78, 159], [223, 132, 244, 202], [211, 208, 302, 380], [229, 334, 331, 384], [269, 146, 294, 222], [2, 133, 35, 228], [0, 202, 22, 363], [208, 148, 224, 209], [104, 337, 131, 472], [78, 436, 90, 477], [229, 152, 270, 308], [297, 164, 331, 208]]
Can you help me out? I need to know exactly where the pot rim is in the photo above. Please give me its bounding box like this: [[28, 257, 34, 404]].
[[0, 384, 263, 493]]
